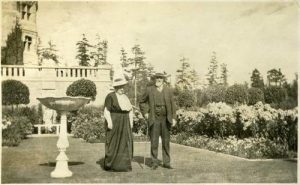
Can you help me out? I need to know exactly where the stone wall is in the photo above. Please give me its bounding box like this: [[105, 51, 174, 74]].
[[1, 65, 112, 106]]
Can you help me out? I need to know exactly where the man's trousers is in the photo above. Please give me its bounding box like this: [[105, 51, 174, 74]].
[[149, 106, 170, 167]]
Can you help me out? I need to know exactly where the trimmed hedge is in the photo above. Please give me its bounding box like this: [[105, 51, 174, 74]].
[[2, 80, 30, 106], [203, 85, 227, 103], [176, 90, 196, 108], [66, 78, 97, 101], [264, 86, 287, 104], [225, 84, 249, 105], [248, 87, 264, 105]]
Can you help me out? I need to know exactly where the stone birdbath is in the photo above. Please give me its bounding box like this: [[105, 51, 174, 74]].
[[37, 96, 91, 178]]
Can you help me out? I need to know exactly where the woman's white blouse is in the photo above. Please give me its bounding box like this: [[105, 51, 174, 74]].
[[115, 93, 132, 111]]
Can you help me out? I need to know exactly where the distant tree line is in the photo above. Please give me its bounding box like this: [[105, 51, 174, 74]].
[[171, 51, 297, 110]]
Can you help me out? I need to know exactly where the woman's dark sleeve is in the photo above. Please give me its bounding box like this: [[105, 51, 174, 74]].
[[104, 93, 113, 112]]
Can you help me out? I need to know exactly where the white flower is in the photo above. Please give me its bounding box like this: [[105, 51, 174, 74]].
[[206, 102, 236, 123]]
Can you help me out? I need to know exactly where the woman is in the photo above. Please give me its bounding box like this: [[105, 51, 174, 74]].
[[103, 77, 134, 172]]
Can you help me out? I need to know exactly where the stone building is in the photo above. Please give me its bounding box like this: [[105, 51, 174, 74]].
[[1, 1, 112, 106], [2, 1, 38, 65]]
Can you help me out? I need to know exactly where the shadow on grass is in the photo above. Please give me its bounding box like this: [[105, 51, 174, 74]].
[[283, 159, 297, 163], [96, 158, 105, 170], [39, 161, 84, 167], [96, 156, 154, 169], [133, 156, 153, 167]]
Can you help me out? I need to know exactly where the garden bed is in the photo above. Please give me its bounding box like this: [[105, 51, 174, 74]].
[[171, 133, 297, 159]]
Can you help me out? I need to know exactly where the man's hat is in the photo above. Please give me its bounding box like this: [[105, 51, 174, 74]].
[[112, 77, 128, 87], [153, 72, 167, 79]]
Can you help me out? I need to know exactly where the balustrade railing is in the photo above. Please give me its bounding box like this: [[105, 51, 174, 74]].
[[1, 66, 26, 77], [1, 65, 111, 81]]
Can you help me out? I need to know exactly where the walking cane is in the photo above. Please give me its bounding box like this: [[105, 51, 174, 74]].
[[132, 105, 148, 169], [144, 118, 149, 168]]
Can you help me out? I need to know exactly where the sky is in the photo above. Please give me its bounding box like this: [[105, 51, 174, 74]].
[[36, 0, 299, 85]]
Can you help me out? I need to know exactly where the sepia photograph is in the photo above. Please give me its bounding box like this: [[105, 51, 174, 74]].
[[1, 0, 298, 183]]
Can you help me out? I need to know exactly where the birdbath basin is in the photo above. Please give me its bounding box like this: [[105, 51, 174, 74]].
[[37, 96, 90, 178]]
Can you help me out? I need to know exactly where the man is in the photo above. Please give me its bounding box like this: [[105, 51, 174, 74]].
[[139, 72, 177, 170]]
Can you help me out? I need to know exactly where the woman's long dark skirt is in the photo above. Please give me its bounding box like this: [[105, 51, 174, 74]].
[[104, 112, 133, 172]]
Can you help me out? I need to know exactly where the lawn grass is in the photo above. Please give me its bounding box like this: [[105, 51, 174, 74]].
[[1, 136, 297, 183]]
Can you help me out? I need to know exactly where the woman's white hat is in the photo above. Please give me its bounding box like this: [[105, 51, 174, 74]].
[[112, 77, 128, 87], [111, 64, 128, 87]]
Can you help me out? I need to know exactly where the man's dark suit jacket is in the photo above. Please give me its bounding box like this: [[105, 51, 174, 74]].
[[139, 85, 177, 129]]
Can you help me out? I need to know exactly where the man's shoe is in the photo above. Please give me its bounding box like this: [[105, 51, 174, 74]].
[[151, 165, 158, 170], [162, 164, 173, 169]]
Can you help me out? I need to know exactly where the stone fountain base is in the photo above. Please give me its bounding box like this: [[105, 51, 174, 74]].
[[37, 96, 90, 178], [51, 161, 72, 178]]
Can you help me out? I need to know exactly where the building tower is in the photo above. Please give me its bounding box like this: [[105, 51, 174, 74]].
[[2, 1, 39, 65]]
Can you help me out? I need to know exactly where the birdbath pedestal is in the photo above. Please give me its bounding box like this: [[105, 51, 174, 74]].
[[37, 97, 90, 178]]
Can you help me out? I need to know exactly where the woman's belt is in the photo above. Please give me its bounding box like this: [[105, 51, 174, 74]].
[[111, 110, 129, 114]]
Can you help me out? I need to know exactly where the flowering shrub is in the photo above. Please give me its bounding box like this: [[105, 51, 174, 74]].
[[174, 102, 236, 137], [132, 109, 147, 135], [171, 134, 297, 159], [235, 104, 257, 130], [70, 106, 106, 143], [2, 106, 42, 126], [2, 107, 35, 147], [203, 102, 236, 137], [2, 116, 32, 146], [173, 109, 205, 135], [174, 102, 298, 151]]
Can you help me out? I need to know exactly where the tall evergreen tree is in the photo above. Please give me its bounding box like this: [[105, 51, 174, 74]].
[[283, 73, 298, 104], [119, 45, 147, 106], [90, 35, 103, 67], [76, 34, 91, 66], [101, 40, 108, 64], [220, 63, 228, 86], [267, 68, 286, 87], [120, 48, 128, 66], [90, 34, 108, 66], [250, 68, 264, 88], [290, 73, 298, 103], [37, 37, 43, 65], [120, 48, 132, 80], [206, 51, 218, 86], [122, 45, 147, 80], [1, 21, 24, 65], [176, 57, 199, 90]]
